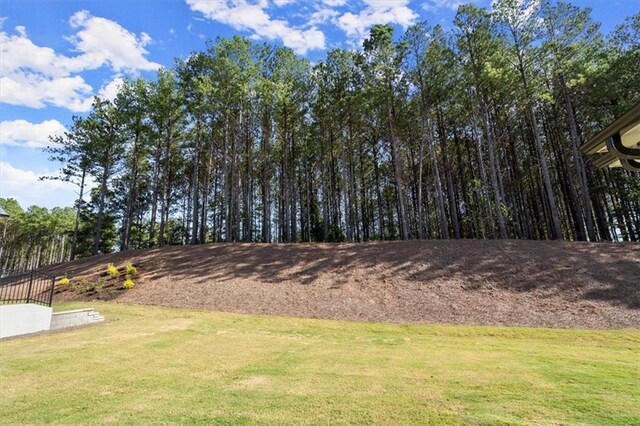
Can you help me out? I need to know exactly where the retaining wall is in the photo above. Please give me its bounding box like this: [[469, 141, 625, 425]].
[[49, 308, 105, 330]]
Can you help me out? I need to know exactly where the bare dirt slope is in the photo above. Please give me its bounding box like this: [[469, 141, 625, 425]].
[[46, 240, 640, 329]]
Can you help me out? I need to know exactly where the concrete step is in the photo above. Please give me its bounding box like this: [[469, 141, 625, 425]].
[[50, 308, 105, 330]]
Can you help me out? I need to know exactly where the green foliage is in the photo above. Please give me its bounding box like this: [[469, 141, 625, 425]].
[[70, 278, 92, 295], [73, 188, 119, 258], [0, 198, 23, 217], [124, 263, 137, 276], [106, 264, 119, 278], [0, 198, 75, 271], [123, 279, 135, 289], [94, 279, 106, 294], [23, 5, 640, 250]]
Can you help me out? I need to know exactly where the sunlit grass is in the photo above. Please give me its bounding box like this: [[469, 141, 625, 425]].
[[1, 302, 639, 425]]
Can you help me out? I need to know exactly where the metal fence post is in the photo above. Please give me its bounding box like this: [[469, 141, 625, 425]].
[[26, 271, 34, 304], [48, 276, 56, 306]]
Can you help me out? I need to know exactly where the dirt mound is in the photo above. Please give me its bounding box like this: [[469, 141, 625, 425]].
[[45, 240, 640, 329]]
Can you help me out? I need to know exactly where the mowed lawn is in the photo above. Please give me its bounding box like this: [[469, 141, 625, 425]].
[[1, 303, 639, 425]]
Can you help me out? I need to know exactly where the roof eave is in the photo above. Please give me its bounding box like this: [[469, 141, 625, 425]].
[[582, 102, 640, 155]]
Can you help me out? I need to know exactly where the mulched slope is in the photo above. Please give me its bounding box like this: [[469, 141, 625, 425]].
[[45, 240, 640, 329]]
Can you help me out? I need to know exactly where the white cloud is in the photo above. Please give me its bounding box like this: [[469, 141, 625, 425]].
[[307, 7, 340, 27], [0, 72, 94, 112], [0, 119, 66, 149], [273, 0, 296, 6], [186, 0, 326, 54], [1, 29, 67, 78], [0, 162, 83, 209], [322, 0, 346, 6], [337, 0, 418, 41], [0, 11, 159, 111], [1, 12, 159, 78], [422, 0, 470, 12], [65, 10, 160, 73], [97, 75, 125, 102], [185, 0, 419, 53]]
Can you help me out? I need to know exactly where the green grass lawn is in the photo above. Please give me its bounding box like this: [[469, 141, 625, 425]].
[[1, 302, 639, 425]]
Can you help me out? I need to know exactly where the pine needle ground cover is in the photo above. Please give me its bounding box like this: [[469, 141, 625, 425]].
[[1, 302, 638, 425]]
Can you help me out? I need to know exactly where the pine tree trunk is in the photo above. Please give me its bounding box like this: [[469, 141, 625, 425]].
[[93, 146, 112, 256], [526, 104, 563, 239], [482, 107, 508, 239], [386, 90, 409, 240], [70, 168, 86, 260], [437, 109, 461, 239], [191, 114, 201, 245], [558, 73, 596, 241]]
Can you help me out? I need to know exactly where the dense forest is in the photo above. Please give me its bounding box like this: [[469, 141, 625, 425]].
[[0, 199, 75, 271], [1, 0, 639, 270]]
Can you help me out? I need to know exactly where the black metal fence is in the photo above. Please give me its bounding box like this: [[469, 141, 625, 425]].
[[0, 269, 56, 307]]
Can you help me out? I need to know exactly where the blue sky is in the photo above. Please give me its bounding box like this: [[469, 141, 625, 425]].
[[1, 0, 638, 209]]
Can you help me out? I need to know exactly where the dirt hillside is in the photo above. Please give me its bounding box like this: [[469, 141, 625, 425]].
[[45, 240, 640, 329]]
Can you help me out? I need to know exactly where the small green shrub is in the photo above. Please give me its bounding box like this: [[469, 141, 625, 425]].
[[72, 278, 92, 294], [125, 263, 137, 276], [58, 277, 70, 286], [123, 279, 135, 289], [106, 263, 119, 278], [94, 279, 106, 293]]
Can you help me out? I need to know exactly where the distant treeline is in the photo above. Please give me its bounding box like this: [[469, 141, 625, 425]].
[[7, 1, 639, 267], [0, 199, 75, 271]]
